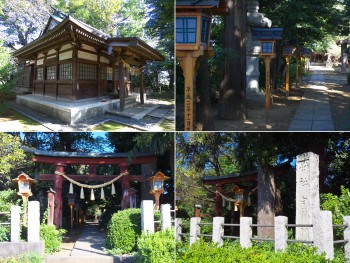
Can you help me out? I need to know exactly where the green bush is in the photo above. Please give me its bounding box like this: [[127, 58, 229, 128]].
[[176, 240, 345, 263], [0, 252, 44, 263], [106, 208, 142, 254], [106, 208, 161, 255], [39, 224, 66, 254], [135, 229, 175, 263]]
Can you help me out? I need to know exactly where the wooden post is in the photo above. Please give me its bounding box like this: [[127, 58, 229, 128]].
[[119, 61, 125, 111], [54, 163, 64, 228], [264, 57, 272, 123], [70, 204, 74, 229], [140, 68, 144, 104], [296, 56, 299, 86], [215, 184, 223, 216], [72, 47, 77, 100], [285, 57, 290, 97], [120, 164, 129, 209]]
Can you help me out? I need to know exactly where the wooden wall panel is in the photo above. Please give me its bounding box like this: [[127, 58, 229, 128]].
[[76, 82, 98, 99], [45, 83, 56, 98], [58, 84, 73, 100], [34, 83, 44, 95]]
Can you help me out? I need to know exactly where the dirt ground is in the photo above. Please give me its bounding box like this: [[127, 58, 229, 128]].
[[176, 64, 350, 131]]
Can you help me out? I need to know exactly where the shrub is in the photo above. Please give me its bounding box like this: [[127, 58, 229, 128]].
[[106, 208, 161, 255], [0, 251, 44, 263], [39, 224, 66, 254], [176, 240, 344, 263], [106, 208, 142, 254], [135, 229, 175, 263]]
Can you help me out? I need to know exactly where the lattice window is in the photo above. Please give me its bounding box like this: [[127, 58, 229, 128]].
[[106, 67, 113, 80], [46, 65, 56, 80], [201, 18, 210, 44], [36, 67, 43, 80], [59, 63, 72, 80], [176, 17, 197, 43], [78, 63, 97, 80]]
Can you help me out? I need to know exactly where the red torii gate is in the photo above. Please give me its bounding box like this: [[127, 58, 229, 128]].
[[26, 148, 157, 228]]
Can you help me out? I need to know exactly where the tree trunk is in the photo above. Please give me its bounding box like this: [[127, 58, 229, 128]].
[[196, 58, 215, 130], [218, 0, 246, 120], [257, 165, 275, 238]]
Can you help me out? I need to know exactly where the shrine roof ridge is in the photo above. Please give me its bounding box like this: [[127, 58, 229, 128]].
[[23, 147, 155, 158]]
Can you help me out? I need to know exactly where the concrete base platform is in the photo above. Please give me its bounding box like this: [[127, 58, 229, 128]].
[[0, 241, 44, 258], [16, 94, 142, 125], [45, 255, 134, 263]]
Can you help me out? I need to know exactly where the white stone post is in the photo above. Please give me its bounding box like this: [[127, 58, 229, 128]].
[[343, 216, 350, 262], [212, 217, 224, 247], [190, 217, 201, 245], [27, 201, 40, 242], [161, 204, 171, 230], [313, 211, 334, 260], [296, 152, 320, 242], [275, 216, 288, 252], [141, 200, 154, 233], [10, 205, 21, 242], [175, 218, 182, 242], [240, 217, 252, 248]]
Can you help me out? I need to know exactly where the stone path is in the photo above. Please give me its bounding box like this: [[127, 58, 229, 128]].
[[46, 223, 134, 263], [288, 68, 334, 131]]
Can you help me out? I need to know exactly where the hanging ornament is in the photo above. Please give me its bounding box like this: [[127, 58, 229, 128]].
[[91, 189, 95, 200], [80, 188, 85, 199], [69, 182, 74, 194], [101, 188, 105, 200], [222, 198, 226, 208], [228, 201, 231, 210], [111, 183, 116, 195], [234, 204, 238, 212]]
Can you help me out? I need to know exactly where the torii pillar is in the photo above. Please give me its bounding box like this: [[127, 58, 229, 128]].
[[54, 162, 65, 228]]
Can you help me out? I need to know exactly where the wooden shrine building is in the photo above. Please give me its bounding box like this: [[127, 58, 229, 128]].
[[13, 10, 164, 124], [25, 147, 160, 228]]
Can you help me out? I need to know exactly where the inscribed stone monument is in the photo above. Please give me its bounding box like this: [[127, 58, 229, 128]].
[[295, 152, 320, 241]]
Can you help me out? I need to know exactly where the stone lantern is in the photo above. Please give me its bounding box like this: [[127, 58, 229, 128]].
[[293, 47, 302, 86], [176, 0, 228, 131], [148, 171, 170, 210], [301, 47, 311, 72], [252, 27, 283, 123], [283, 45, 296, 96], [12, 173, 36, 226]]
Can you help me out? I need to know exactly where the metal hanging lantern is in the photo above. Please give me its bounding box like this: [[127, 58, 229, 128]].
[[148, 171, 170, 210]]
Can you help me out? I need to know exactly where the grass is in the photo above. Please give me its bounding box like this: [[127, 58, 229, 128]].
[[0, 104, 49, 131], [159, 119, 175, 131], [91, 121, 141, 131]]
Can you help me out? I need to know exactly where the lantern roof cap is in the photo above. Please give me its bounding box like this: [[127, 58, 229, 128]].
[[252, 27, 283, 40], [148, 171, 170, 181], [12, 172, 37, 183], [176, 0, 228, 14]]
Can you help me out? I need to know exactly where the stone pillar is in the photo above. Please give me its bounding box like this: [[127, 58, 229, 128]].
[[246, 0, 272, 105], [275, 216, 288, 252], [141, 200, 154, 233], [313, 211, 334, 260], [212, 217, 224, 247], [161, 204, 171, 230], [341, 43, 348, 73], [175, 218, 182, 242], [296, 152, 320, 241], [54, 163, 64, 228], [10, 205, 21, 242], [240, 217, 252, 248], [190, 217, 201, 245], [344, 216, 350, 262], [28, 201, 40, 242]]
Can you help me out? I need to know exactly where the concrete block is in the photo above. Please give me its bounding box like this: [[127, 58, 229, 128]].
[[10, 205, 21, 242], [175, 218, 182, 242], [344, 216, 350, 262], [160, 204, 171, 230], [28, 201, 40, 242], [0, 242, 44, 258], [240, 217, 252, 248], [212, 217, 224, 247], [141, 200, 154, 233], [275, 216, 288, 252], [313, 211, 334, 259], [190, 217, 201, 245]]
